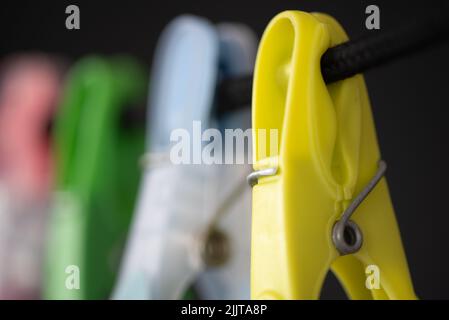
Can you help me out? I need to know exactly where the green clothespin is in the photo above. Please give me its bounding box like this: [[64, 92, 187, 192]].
[[44, 56, 146, 299]]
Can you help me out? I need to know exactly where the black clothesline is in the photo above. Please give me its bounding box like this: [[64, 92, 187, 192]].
[[215, 9, 449, 114], [122, 8, 449, 127]]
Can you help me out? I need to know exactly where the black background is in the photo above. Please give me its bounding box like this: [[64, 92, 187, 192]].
[[1, 0, 448, 299]]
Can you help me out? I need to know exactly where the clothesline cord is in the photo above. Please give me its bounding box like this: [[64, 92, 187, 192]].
[[216, 8, 449, 113]]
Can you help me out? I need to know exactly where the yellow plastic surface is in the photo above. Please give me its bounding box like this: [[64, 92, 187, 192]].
[[250, 11, 417, 300]]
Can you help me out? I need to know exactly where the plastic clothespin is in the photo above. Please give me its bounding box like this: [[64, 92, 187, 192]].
[[112, 16, 218, 300], [250, 11, 417, 300], [113, 15, 256, 299], [44, 56, 146, 299], [0, 55, 62, 299]]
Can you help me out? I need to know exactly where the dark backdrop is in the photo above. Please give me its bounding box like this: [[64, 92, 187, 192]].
[[1, 0, 448, 299]]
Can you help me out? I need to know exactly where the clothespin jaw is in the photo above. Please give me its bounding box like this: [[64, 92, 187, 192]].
[[251, 11, 417, 299]]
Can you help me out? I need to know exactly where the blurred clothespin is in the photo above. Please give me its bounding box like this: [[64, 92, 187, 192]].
[[114, 15, 256, 299], [0, 54, 63, 299], [44, 56, 146, 299]]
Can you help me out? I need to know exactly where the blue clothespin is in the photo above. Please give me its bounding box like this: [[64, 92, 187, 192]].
[[113, 15, 257, 299]]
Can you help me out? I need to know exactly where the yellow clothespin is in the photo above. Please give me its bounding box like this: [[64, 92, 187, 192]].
[[250, 11, 417, 300]]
